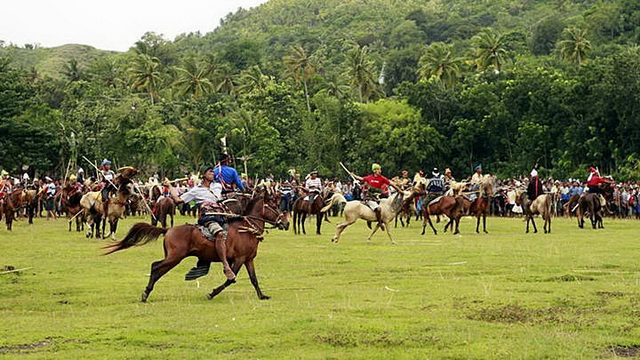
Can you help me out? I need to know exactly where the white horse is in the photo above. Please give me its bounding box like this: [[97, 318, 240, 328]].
[[322, 191, 414, 244]]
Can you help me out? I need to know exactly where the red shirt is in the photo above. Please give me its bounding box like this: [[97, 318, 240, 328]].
[[362, 174, 391, 189], [587, 175, 604, 187]]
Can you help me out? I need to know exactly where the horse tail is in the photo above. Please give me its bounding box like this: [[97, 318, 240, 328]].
[[321, 193, 347, 213], [103, 222, 167, 255]]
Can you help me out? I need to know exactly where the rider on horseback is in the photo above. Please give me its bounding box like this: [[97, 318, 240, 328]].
[[586, 166, 607, 207], [350, 163, 401, 227], [213, 153, 245, 197], [100, 159, 116, 217], [304, 170, 322, 202], [525, 168, 543, 211], [586, 167, 605, 194], [425, 168, 445, 203], [170, 165, 236, 282]]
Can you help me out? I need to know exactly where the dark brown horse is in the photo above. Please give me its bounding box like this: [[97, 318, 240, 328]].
[[292, 189, 332, 235], [151, 197, 175, 228], [60, 186, 84, 232], [421, 195, 464, 235], [105, 195, 289, 302], [577, 192, 603, 229]]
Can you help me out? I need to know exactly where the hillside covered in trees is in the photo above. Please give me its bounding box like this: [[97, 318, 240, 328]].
[[1, 0, 640, 180]]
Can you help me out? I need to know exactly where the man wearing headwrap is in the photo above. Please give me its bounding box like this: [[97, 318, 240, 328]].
[[100, 159, 116, 216], [424, 167, 445, 203], [170, 165, 236, 281], [471, 164, 484, 186], [214, 153, 245, 196], [527, 168, 543, 208]]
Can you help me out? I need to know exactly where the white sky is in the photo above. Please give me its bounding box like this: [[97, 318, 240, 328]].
[[0, 0, 269, 52]]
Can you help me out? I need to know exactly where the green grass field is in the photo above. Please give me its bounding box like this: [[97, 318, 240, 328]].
[[1, 214, 640, 359]]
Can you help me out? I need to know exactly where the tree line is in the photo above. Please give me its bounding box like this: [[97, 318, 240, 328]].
[[1, 0, 639, 180]]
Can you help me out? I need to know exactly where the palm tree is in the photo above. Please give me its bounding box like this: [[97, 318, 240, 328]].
[[418, 42, 462, 88], [128, 54, 162, 104], [557, 27, 592, 65], [236, 65, 272, 94], [172, 57, 213, 99], [345, 45, 382, 102], [284, 45, 318, 114], [471, 28, 509, 72], [318, 72, 351, 100]]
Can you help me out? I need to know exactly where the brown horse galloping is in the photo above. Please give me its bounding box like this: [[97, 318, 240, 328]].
[[104, 195, 289, 302]]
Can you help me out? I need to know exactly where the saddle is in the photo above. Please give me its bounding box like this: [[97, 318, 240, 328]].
[[196, 225, 216, 242], [427, 195, 444, 207]]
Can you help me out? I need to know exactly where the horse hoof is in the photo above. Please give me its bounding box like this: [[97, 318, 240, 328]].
[[259, 295, 270, 300], [141, 292, 148, 303], [483, 231, 488, 234], [206, 294, 214, 300]]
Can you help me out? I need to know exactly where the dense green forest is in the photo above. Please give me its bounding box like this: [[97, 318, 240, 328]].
[[1, 0, 640, 180]]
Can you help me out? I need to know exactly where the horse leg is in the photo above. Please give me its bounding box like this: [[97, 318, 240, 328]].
[[245, 259, 269, 300], [316, 212, 322, 235], [531, 216, 538, 233], [332, 219, 355, 243], [482, 213, 488, 234], [301, 213, 307, 235], [427, 215, 438, 235], [111, 219, 118, 240], [475, 215, 480, 234], [525, 216, 530, 233], [207, 261, 244, 300], [454, 216, 461, 235], [141, 255, 184, 303], [444, 217, 453, 233], [292, 211, 298, 234], [384, 222, 396, 245], [366, 223, 380, 242]]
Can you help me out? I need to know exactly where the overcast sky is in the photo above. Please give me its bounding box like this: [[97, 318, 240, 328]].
[[0, 0, 269, 52]]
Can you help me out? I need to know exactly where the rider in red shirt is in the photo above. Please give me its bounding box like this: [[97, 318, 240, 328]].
[[586, 167, 605, 194], [351, 163, 401, 227]]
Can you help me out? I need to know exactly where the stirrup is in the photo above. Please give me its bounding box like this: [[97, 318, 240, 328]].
[[185, 265, 209, 281]]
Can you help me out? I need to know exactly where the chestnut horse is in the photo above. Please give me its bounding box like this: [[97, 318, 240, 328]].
[[292, 188, 332, 235], [421, 195, 464, 235], [105, 195, 289, 302], [151, 197, 176, 228], [468, 176, 495, 234]]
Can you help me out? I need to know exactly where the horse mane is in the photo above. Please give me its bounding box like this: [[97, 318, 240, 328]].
[[243, 195, 264, 216]]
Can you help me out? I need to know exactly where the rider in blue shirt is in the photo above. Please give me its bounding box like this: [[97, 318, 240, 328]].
[[213, 154, 245, 193]]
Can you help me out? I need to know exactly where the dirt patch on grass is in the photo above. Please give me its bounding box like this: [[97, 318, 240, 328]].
[[0, 339, 52, 354], [544, 274, 595, 282], [315, 330, 439, 348], [595, 291, 625, 298], [467, 303, 568, 324], [606, 344, 640, 357]]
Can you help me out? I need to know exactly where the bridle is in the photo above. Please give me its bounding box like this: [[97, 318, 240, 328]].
[[245, 201, 286, 230]]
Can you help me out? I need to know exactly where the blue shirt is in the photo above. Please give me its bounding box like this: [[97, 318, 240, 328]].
[[213, 165, 245, 191]]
